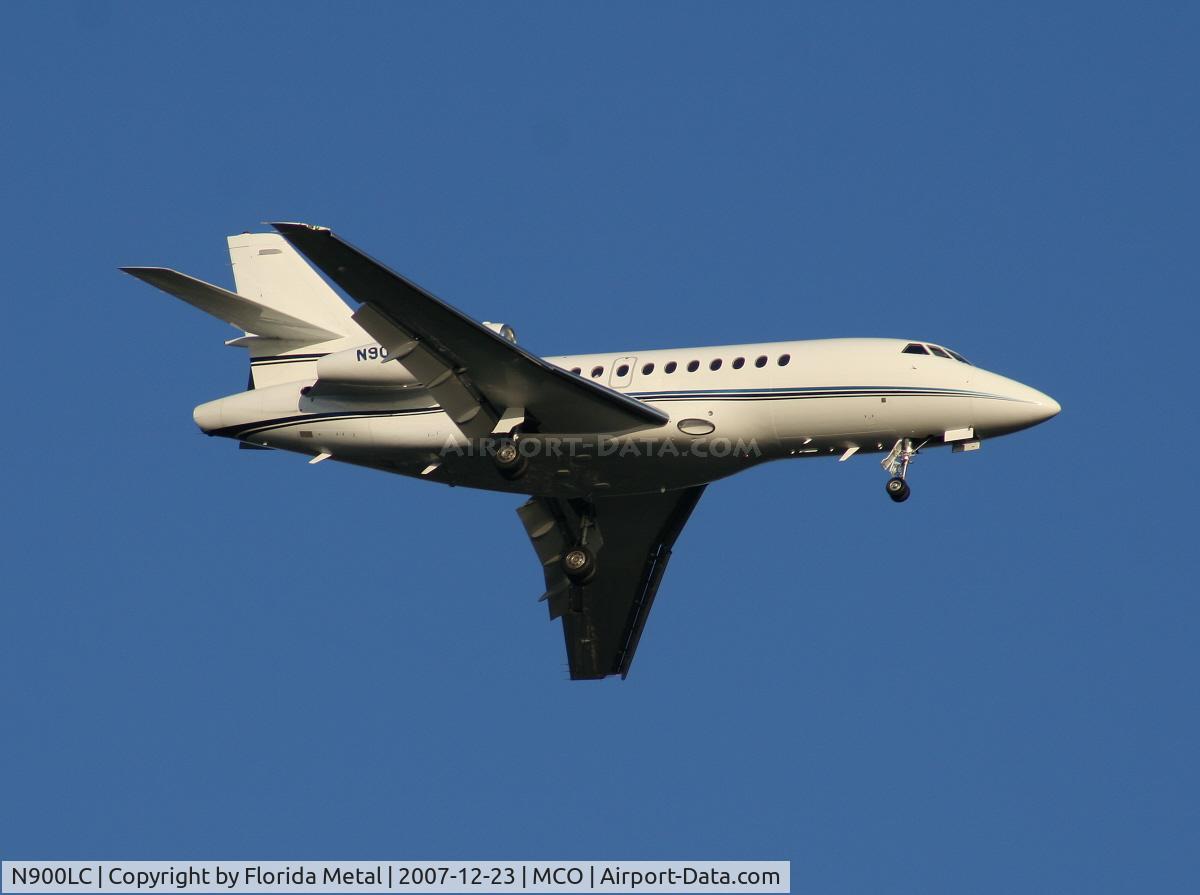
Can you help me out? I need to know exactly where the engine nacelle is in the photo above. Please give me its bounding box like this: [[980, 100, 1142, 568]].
[[314, 344, 421, 388], [314, 321, 516, 389], [482, 322, 518, 343]]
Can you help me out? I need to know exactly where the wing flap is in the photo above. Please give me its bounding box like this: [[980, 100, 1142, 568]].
[[269, 223, 668, 435]]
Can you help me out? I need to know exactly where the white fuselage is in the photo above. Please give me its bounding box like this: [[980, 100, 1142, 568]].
[[193, 337, 1059, 497]]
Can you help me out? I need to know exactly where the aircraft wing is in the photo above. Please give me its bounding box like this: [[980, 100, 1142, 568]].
[[517, 486, 705, 679], [270, 222, 668, 438]]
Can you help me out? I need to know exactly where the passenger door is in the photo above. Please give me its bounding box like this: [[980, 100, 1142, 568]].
[[609, 356, 637, 389]]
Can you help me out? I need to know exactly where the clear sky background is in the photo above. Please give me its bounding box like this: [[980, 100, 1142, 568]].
[[2, 3, 1197, 892]]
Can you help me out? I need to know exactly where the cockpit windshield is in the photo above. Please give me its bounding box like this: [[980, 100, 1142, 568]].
[[901, 342, 971, 365]]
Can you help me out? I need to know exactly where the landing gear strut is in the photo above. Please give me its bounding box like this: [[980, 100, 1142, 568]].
[[881, 437, 924, 503]]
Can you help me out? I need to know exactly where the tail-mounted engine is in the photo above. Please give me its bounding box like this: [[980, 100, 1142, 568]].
[[315, 322, 516, 389], [314, 344, 421, 388], [482, 322, 518, 342]]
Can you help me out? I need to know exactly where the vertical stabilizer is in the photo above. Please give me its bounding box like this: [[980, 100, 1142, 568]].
[[227, 232, 364, 388], [227, 233, 355, 339]]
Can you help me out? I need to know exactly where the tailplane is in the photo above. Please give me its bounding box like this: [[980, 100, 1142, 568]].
[[120, 267, 343, 344], [124, 231, 368, 389]]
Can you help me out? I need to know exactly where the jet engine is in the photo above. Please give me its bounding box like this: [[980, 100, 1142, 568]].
[[314, 345, 421, 388], [482, 322, 518, 342], [314, 322, 516, 389]]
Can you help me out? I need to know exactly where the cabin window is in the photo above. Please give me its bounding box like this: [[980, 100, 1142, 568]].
[[901, 343, 928, 356], [665, 361, 677, 374], [755, 356, 767, 368], [642, 362, 655, 375], [687, 360, 700, 372], [778, 354, 791, 366], [570, 367, 582, 375], [590, 366, 604, 378], [732, 357, 745, 369], [616, 364, 630, 377], [928, 345, 951, 359], [710, 358, 722, 371]]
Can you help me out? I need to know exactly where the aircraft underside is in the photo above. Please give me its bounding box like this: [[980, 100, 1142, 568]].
[[227, 397, 981, 498]]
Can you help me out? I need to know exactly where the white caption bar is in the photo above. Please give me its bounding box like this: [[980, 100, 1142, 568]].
[[2, 862, 790, 894]]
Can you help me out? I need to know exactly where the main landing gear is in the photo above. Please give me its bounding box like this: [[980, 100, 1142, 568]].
[[561, 544, 597, 584], [492, 436, 528, 480], [561, 503, 599, 585], [881, 437, 924, 503]]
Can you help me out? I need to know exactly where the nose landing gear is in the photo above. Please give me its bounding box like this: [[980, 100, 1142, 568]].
[[881, 438, 924, 503]]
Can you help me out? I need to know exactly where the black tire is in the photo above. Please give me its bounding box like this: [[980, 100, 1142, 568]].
[[561, 545, 597, 584], [492, 438, 527, 479], [886, 477, 910, 503]]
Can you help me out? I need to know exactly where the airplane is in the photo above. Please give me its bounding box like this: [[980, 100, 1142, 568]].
[[123, 223, 1060, 680]]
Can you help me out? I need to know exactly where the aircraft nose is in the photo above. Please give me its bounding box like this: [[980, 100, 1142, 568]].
[[972, 372, 1061, 436], [193, 398, 224, 434], [1028, 389, 1061, 423], [1004, 384, 1060, 430]]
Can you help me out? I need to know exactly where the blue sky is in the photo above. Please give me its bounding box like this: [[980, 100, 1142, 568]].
[[2, 2, 1197, 892]]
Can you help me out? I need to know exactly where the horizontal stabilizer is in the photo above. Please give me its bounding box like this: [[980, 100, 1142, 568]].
[[121, 267, 344, 344]]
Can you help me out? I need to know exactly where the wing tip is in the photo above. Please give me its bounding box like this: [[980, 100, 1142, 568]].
[[120, 266, 175, 280], [267, 221, 331, 235]]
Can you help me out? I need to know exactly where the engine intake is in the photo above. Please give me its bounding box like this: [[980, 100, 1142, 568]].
[[482, 322, 518, 343]]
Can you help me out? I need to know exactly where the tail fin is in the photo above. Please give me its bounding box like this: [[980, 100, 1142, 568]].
[[228, 233, 356, 339]]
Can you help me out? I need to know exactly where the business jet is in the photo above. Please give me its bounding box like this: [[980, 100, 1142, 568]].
[[123, 223, 1060, 679]]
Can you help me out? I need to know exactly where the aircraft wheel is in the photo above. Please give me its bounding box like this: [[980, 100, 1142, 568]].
[[886, 477, 910, 503], [561, 545, 597, 584], [493, 438, 527, 479]]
